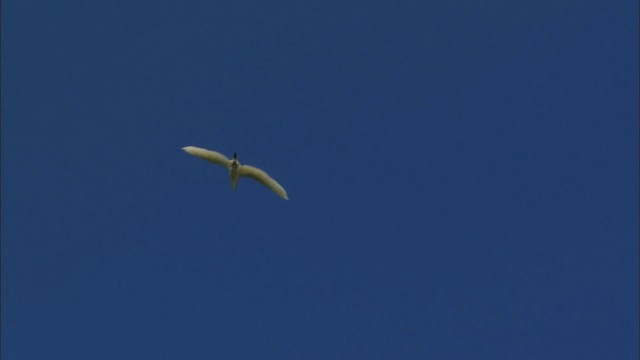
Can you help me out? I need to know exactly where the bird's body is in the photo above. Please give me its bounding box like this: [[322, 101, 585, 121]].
[[182, 146, 288, 200]]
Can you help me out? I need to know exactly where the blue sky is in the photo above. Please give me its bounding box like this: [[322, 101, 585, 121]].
[[2, 1, 638, 358]]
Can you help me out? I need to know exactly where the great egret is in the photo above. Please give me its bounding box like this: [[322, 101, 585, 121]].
[[182, 146, 288, 200]]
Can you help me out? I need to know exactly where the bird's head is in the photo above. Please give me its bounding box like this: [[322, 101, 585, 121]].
[[230, 152, 239, 168]]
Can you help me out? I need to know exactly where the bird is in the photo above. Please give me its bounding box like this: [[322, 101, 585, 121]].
[[182, 146, 288, 200]]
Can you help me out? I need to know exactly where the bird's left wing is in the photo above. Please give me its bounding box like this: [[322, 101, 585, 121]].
[[238, 165, 288, 200], [182, 146, 230, 168]]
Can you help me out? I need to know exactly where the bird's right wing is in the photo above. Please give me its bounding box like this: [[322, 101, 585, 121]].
[[238, 165, 289, 200], [182, 146, 230, 168]]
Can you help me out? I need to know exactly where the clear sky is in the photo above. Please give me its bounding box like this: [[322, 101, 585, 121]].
[[2, 1, 638, 359]]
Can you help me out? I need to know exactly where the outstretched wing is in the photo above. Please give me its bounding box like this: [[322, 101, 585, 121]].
[[182, 146, 230, 168], [238, 164, 288, 200]]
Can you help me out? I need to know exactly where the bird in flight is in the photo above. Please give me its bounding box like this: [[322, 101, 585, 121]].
[[182, 146, 288, 200]]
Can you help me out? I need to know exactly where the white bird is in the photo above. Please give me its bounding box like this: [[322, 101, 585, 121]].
[[182, 146, 288, 200]]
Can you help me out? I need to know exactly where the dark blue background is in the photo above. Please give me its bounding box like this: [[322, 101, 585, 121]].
[[3, 1, 638, 358]]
